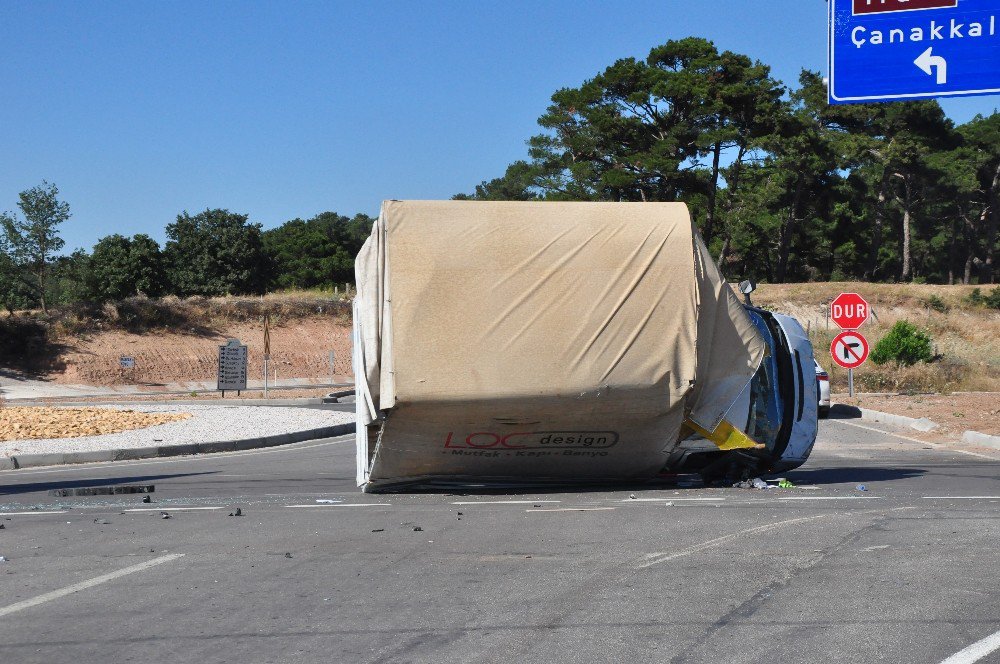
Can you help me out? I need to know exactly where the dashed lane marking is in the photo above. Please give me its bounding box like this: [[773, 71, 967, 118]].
[[940, 627, 1000, 664], [452, 500, 561, 505], [0, 553, 184, 618], [285, 504, 387, 508], [124, 506, 225, 512], [778, 496, 882, 500], [0, 510, 68, 516], [923, 496, 1000, 500], [623, 497, 725, 502], [527, 507, 617, 512]]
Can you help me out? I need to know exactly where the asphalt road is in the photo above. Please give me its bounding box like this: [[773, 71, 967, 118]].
[[0, 415, 998, 664]]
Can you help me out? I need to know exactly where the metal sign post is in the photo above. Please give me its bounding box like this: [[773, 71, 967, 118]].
[[329, 350, 335, 384], [829, 0, 1000, 104], [263, 315, 271, 400]]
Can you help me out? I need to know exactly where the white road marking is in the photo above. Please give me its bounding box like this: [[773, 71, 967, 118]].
[[285, 503, 386, 508], [939, 627, 1000, 664], [778, 496, 881, 500], [831, 420, 997, 460], [623, 497, 725, 502], [0, 510, 68, 516], [0, 553, 184, 618], [124, 506, 225, 512], [638, 514, 831, 569], [923, 496, 1000, 500], [452, 500, 561, 505], [527, 507, 617, 512]]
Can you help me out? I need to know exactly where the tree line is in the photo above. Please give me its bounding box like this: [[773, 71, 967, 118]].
[[0, 181, 373, 314], [2, 36, 997, 315], [455, 37, 999, 285]]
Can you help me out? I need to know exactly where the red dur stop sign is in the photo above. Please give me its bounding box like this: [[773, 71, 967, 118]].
[[830, 292, 869, 330]]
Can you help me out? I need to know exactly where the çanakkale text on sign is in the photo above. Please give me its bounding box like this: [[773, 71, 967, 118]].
[[851, 14, 996, 47]]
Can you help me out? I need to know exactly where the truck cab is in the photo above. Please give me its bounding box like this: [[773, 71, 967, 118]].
[[668, 303, 819, 482]]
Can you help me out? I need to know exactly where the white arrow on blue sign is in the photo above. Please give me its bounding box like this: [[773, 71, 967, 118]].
[[829, 0, 1000, 104]]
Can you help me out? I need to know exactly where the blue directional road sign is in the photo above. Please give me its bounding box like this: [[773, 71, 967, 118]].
[[829, 0, 1000, 104]]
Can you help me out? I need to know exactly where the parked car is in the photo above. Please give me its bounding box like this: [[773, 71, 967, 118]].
[[815, 359, 830, 418]]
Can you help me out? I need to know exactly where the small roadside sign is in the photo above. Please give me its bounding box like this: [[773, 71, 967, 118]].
[[119, 356, 135, 369], [831, 331, 871, 369], [828, 0, 1000, 104], [218, 339, 248, 392], [831, 292, 870, 330]]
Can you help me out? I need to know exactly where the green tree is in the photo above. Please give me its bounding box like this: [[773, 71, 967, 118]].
[[454, 161, 541, 201], [89, 233, 166, 301], [0, 247, 34, 314], [164, 209, 267, 296], [46, 249, 92, 306], [0, 181, 70, 312], [262, 212, 373, 290]]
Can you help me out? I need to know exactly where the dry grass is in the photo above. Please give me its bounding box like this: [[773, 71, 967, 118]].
[[752, 282, 1000, 394], [0, 407, 191, 441]]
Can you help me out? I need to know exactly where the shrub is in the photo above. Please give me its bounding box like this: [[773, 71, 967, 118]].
[[871, 321, 933, 366], [923, 294, 949, 313], [965, 287, 1000, 310]]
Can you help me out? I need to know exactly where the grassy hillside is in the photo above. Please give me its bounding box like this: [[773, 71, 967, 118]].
[[752, 283, 1000, 393], [2, 284, 997, 395]]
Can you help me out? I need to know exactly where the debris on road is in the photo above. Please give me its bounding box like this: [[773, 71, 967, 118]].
[[371, 528, 384, 533], [160, 512, 171, 519], [413, 526, 423, 532], [142, 495, 152, 503], [734, 478, 770, 489], [316, 499, 341, 504], [228, 508, 244, 517], [285, 552, 293, 558], [856, 485, 869, 492]]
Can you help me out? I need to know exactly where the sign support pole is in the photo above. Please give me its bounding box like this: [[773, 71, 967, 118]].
[[848, 368, 854, 398]]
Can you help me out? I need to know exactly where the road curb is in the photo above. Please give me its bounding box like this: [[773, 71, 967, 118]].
[[857, 407, 939, 432], [961, 430, 1000, 450], [0, 422, 356, 471]]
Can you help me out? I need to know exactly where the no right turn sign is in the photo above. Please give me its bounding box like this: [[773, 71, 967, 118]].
[[831, 330, 870, 369]]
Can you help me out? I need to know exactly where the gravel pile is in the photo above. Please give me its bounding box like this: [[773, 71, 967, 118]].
[[0, 405, 354, 457]]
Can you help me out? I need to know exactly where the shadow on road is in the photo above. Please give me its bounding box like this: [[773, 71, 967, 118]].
[[828, 403, 863, 419], [0, 472, 218, 496], [786, 466, 926, 486]]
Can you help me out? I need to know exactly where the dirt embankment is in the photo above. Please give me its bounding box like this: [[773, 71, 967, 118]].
[[3, 294, 354, 387], [54, 318, 353, 386]]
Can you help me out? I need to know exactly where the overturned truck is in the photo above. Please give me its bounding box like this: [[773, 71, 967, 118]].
[[353, 201, 817, 492]]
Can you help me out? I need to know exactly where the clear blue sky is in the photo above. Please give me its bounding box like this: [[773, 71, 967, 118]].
[[1, 0, 997, 253]]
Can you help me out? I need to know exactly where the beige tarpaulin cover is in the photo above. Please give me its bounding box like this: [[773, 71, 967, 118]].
[[354, 200, 764, 490]]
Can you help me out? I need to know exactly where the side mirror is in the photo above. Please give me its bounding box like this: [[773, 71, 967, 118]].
[[738, 280, 756, 305]]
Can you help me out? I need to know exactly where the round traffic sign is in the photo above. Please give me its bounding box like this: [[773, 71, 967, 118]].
[[830, 331, 870, 369], [830, 292, 869, 330]]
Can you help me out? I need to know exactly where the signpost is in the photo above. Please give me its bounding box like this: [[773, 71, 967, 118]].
[[263, 315, 271, 400], [830, 292, 872, 396], [829, 0, 1000, 104], [218, 338, 248, 396]]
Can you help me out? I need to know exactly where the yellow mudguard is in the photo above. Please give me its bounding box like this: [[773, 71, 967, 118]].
[[683, 418, 764, 451]]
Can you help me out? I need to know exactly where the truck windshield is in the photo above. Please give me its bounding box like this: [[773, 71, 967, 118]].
[[744, 310, 785, 452]]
